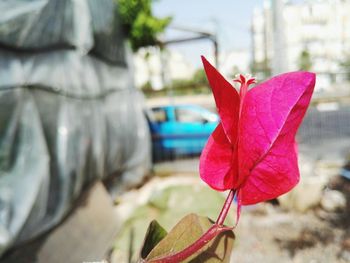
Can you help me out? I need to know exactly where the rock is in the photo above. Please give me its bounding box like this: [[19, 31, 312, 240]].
[[278, 175, 328, 213], [278, 155, 331, 212], [321, 190, 346, 212]]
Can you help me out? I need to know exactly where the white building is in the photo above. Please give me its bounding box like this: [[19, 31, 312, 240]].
[[252, 0, 350, 89], [134, 46, 251, 90], [219, 49, 251, 78], [133, 47, 195, 90]]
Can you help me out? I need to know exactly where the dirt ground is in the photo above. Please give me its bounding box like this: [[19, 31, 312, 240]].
[[230, 175, 350, 263], [112, 175, 350, 263]]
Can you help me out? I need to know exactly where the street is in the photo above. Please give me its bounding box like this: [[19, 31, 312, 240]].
[[153, 101, 350, 172]]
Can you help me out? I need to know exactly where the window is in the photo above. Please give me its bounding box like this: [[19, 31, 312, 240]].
[[151, 108, 167, 122], [175, 108, 205, 123]]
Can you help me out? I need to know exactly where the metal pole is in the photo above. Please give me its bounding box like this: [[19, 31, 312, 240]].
[[271, 0, 287, 75], [159, 48, 175, 105], [213, 37, 219, 69]]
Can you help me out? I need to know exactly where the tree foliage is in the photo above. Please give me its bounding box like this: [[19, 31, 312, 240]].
[[251, 59, 271, 79], [340, 56, 350, 81], [298, 50, 312, 71], [116, 0, 171, 51], [141, 68, 210, 97]]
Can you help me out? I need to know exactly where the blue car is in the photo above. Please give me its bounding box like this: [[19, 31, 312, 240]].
[[147, 105, 219, 160]]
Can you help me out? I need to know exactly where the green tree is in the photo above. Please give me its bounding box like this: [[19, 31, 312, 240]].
[[116, 0, 171, 51], [191, 68, 207, 87], [298, 50, 312, 71], [251, 58, 271, 79], [340, 56, 350, 81]]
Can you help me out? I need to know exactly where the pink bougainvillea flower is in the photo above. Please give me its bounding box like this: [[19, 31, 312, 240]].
[[200, 56, 315, 206]]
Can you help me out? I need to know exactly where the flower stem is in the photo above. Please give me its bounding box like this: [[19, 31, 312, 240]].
[[216, 189, 235, 225], [147, 189, 235, 263]]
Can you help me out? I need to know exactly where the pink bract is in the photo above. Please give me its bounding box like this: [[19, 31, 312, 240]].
[[199, 56, 315, 205]]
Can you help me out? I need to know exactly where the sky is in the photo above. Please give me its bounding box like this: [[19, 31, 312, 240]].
[[153, 0, 265, 67], [153, 0, 304, 68]]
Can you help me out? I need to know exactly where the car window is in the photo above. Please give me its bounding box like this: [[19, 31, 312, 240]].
[[151, 108, 168, 122], [175, 108, 205, 123]]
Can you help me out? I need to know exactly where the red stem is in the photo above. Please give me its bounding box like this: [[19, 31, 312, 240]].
[[216, 189, 235, 225], [147, 189, 235, 263]]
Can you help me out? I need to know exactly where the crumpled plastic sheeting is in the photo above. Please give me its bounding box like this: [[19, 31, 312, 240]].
[[0, 83, 151, 252], [0, 0, 125, 63], [0, 49, 131, 97], [0, 0, 151, 257]]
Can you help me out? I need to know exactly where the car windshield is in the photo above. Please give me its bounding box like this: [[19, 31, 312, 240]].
[[175, 106, 218, 123], [151, 108, 168, 122]]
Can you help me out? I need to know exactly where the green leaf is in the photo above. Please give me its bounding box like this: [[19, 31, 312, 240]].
[[143, 213, 235, 263], [116, 0, 172, 51], [140, 220, 168, 259]]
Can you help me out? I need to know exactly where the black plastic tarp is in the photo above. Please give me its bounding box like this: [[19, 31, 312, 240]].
[[0, 0, 151, 256]]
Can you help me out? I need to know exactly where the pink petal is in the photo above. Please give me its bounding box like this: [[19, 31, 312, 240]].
[[238, 72, 315, 204], [199, 123, 237, 191], [240, 139, 299, 205], [201, 56, 240, 143]]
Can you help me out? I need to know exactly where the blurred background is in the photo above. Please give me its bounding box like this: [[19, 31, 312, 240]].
[[0, 0, 350, 262]]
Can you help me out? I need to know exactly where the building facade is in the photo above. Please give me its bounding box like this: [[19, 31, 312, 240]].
[[252, 0, 350, 90], [133, 47, 195, 90]]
